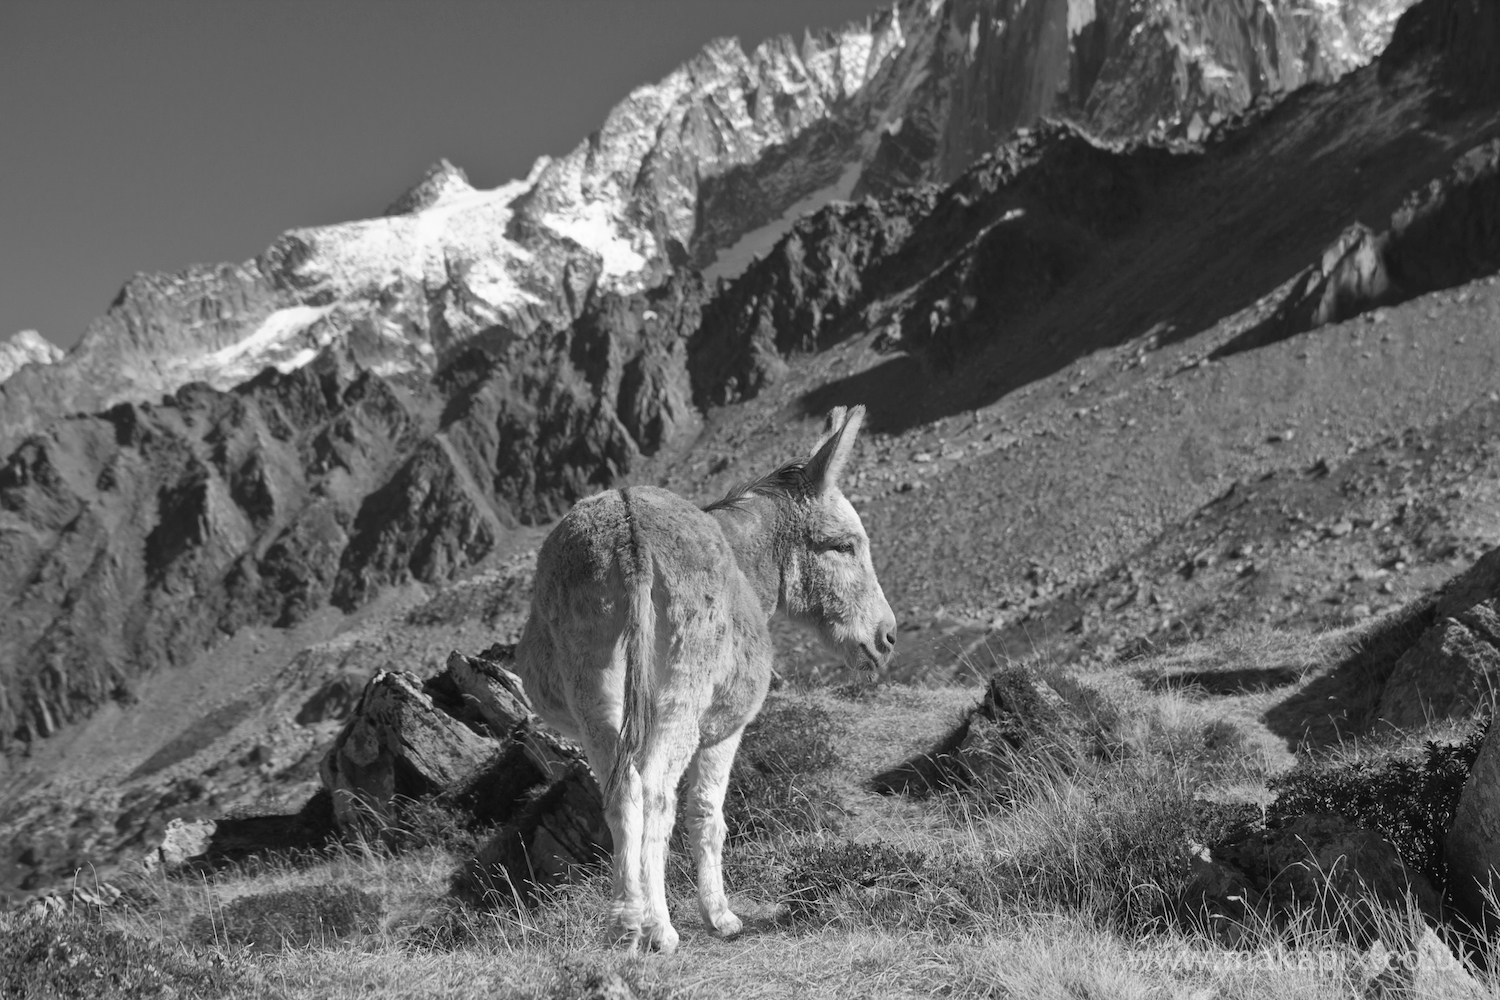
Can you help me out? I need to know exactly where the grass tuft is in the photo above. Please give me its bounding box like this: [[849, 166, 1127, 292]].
[[723, 700, 844, 842]]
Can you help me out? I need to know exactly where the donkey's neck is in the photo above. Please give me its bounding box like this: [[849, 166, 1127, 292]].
[[707, 499, 786, 618]]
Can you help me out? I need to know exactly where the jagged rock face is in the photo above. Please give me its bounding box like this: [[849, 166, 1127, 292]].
[[689, 186, 940, 405], [0, 279, 698, 752], [0, 331, 63, 385], [691, 122, 1177, 398], [434, 276, 704, 527], [857, 0, 1413, 198], [1074, 0, 1412, 143], [688, 0, 1497, 406], [0, 360, 432, 748]]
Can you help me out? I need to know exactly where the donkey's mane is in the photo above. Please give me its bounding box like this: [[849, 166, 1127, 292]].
[[702, 460, 812, 513]]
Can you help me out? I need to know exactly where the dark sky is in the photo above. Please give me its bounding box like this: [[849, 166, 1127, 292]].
[[1, 0, 880, 350]]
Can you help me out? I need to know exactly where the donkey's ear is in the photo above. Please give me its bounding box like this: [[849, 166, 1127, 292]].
[[808, 406, 848, 458], [806, 405, 865, 494]]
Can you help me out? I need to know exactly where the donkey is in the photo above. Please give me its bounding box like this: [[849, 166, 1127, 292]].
[[511, 405, 896, 953]]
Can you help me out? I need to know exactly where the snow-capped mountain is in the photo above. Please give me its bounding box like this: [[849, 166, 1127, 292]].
[[0, 0, 1410, 451], [0, 331, 63, 385]]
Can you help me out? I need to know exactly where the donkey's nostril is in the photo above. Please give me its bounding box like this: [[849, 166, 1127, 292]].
[[882, 628, 897, 651]]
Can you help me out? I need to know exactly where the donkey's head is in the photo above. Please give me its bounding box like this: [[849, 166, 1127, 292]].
[[782, 406, 898, 672]]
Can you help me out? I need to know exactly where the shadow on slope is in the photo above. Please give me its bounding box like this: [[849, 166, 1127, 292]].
[[741, 4, 1500, 431], [1264, 597, 1439, 749]]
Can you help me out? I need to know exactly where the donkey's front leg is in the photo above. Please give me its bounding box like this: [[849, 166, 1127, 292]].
[[684, 730, 745, 937]]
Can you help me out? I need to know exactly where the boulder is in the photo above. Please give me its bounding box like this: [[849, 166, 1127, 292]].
[[443, 647, 534, 739], [1217, 813, 1439, 946], [142, 817, 218, 873], [1375, 547, 1500, 729], [1444, 720, 1500, 925], [1178, 850, 1263, 948], [1378, 615, 1500, 729]]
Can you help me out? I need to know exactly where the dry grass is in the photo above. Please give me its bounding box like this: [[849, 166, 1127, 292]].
[[6, 636, 1496, 998], [12, 838, 1490, 1000]]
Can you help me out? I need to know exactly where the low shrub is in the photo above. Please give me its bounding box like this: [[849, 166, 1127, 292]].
[[194, 883, 382, 952], [0, 911, 241, 999], [782, 841, 927, 921], [1267, 718, 1489, 888]]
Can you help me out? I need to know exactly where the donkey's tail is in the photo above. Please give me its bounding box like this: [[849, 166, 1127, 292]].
[[605, 557, 657, 801]]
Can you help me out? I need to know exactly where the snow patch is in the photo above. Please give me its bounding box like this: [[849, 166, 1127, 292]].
[[702, 161, 865, 284], [275, 348, 321, 373], [1068, 0, 1097, 37], [0, 329, 64, 385], [543, 200, 649, 279], [204, 305, 335, 370]]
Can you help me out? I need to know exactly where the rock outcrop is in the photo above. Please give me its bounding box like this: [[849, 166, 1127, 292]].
[[320, 669, 498, 831], [1214, 136, 1500, 359], [321, 649, 611, 899]]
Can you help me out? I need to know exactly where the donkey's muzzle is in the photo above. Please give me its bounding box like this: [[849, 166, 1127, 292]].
[[860, 620, 897, 671]]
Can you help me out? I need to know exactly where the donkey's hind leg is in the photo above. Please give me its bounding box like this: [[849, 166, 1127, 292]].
[[635, 714, 700, 954], [576, 719, 649, 950], [684, 728, 745, 937]]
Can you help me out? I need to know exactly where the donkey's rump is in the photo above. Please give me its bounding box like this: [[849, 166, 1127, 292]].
[[518, 486, 752, 739]]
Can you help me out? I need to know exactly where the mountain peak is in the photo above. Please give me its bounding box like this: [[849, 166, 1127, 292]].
[[383, 158, 475, 216], [0, 329, 64, 385]]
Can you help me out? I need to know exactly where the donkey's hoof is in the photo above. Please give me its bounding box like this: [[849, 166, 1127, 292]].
[[708, 911, 743, 938], [643, 920, 680, 955], [608, 916, 645, 952]]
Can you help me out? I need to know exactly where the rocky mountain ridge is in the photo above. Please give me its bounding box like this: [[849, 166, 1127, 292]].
[[0, 0, 1408, 454]]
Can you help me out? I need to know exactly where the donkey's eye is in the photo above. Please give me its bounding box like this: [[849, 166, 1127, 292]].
[[823, 539, 857, 555]]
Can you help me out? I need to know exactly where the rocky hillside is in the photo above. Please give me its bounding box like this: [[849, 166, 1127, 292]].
[[2, 0, 1496, 897]]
